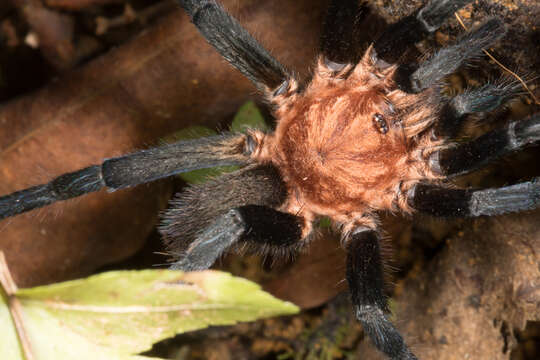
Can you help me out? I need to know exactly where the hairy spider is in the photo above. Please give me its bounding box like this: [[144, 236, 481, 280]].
[[1, 0, 539, 359]]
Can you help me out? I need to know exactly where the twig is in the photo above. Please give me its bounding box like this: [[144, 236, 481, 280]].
[[0, 252, 35, 360], [9, 0, 76, 69], [454, 12, 539, 105]]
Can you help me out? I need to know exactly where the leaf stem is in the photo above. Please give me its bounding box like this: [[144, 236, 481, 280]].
[[0, 252, 35, 360]]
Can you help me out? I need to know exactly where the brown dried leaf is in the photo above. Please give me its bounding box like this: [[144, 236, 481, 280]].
[[0, 0, 325, 287], [45, 0, 123, 11], [263, 231, 348, 310], [10, 0, 76, 69]]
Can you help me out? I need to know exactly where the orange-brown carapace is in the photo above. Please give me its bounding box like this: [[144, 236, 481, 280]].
[[251, 47, 445, 232]]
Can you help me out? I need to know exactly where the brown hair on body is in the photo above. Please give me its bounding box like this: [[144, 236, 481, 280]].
[[251, 48, 445, 232]]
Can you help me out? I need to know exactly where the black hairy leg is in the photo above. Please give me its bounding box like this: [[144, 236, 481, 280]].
[[375, 0, 472, 63], [410, 179, 540, 217], [160, 164, 301, 259], [406, 18, 506, 92], [433, 113, 540, 177], [437, 81, 520, 138], [0, 166, 104, 220], [321, 0, 474, 75], [177, 0, 293, 92], [346, 228, 417, 360], [320, 0, 367, 66], [0, 134, 249, 219], [170, 205, 305, 271]]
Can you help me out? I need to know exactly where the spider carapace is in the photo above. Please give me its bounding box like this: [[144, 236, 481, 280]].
[[250, 50, 442, 235], [1, 1, 539, 359]]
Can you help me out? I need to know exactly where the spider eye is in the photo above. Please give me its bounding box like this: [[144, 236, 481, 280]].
[[372, 113, 388, 134]]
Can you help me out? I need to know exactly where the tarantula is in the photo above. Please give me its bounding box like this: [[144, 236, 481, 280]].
[[1, 0, 539, 358]]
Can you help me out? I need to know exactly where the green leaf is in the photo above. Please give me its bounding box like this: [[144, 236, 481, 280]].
[[231, 101, 269, 132], [170, 125, 218, 140], [170, 102, 268, 184], [179, 164, 238, 184], [319, 217, 332, 228], [0, 290, 22, 359], [170, 125, 238, 184], [168, 126, 227, 184], [2, 270, 298, 360]]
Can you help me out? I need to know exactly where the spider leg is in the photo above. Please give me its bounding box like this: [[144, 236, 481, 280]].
[[410, 178, 540, 217], [437, 81, 519, 137], [169, 205, 305, 270], [160, 164, 300, 257], [177, 0, 293, 93], [320, 0, 367, 66], [432, 113, 540, 177], [375, 0, 472, 63], [0, 134, 249, 219], [408, 18, 506, 92], [346, 228, 417, 360]]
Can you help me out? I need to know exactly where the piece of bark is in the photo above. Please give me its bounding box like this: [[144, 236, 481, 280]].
[[95, 2, 177, 36], [1, 19, 19, 47], [0, 0, 326, 287], [10, 0, 76, 69], [357, 210, 540, 360], [45, 0, 123, 11]]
